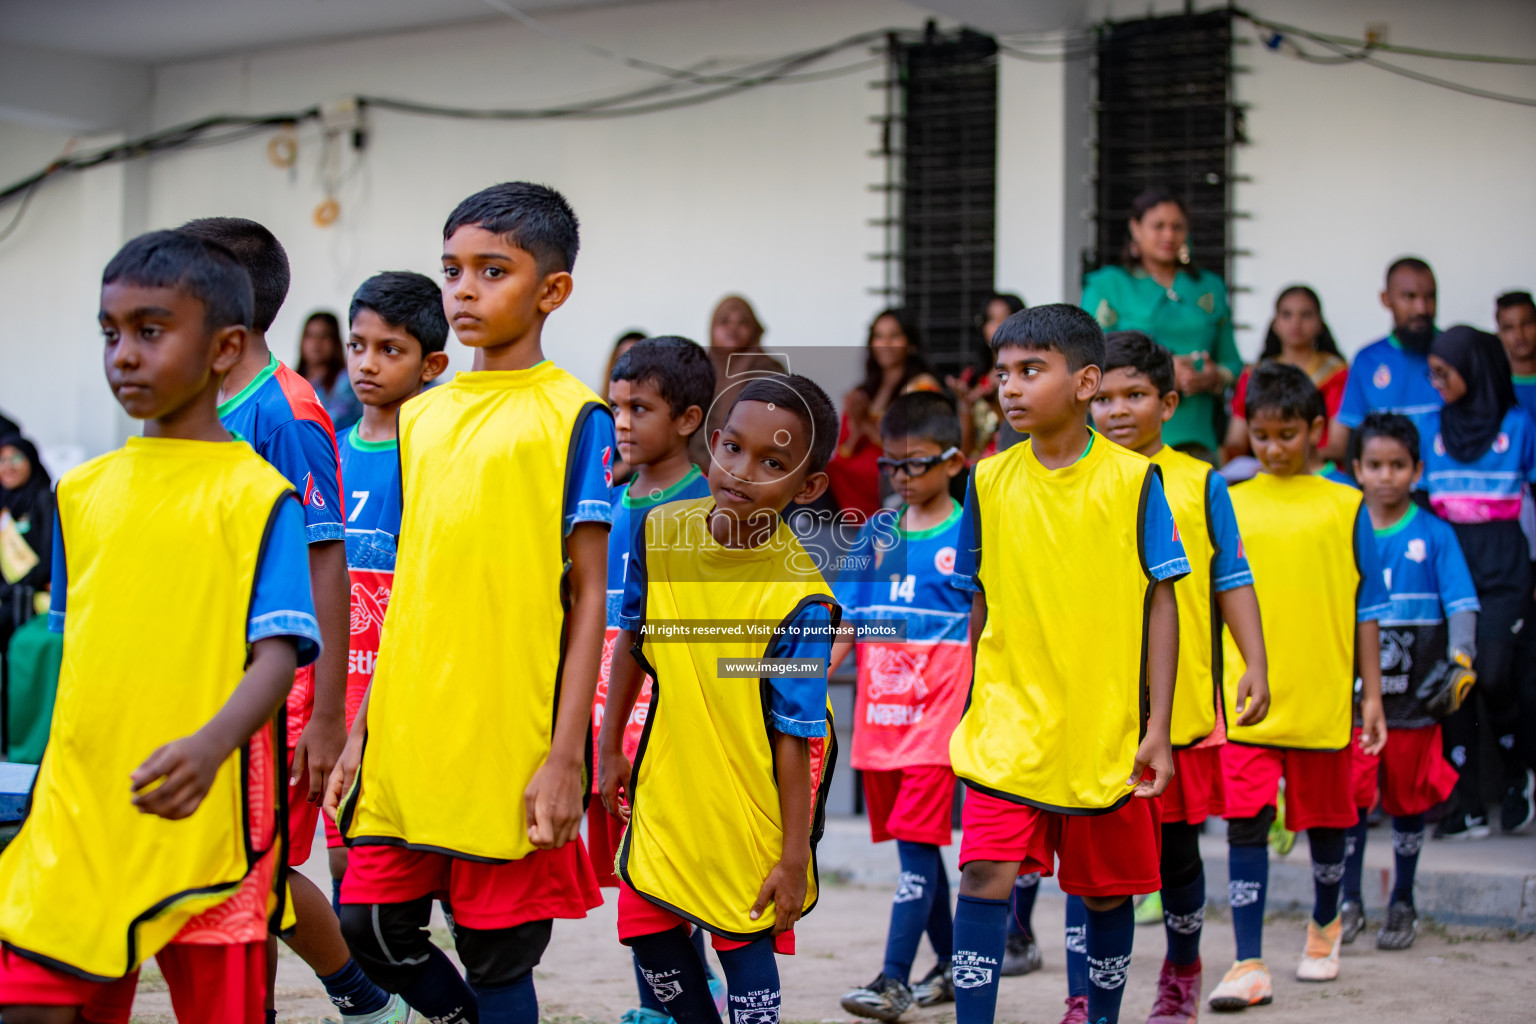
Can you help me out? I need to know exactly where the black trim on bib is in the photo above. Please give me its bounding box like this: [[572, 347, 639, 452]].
[[254, 490, 294, 937], [556, 402, 605, 811], [958, 777, 1134, 817], [1193, 467, 1223, 752]]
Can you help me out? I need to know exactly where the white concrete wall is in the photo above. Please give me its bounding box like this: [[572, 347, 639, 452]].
[[1, 0, 1533, 456]]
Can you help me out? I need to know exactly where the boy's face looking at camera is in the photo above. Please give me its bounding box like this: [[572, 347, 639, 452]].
[[1091, 366, 1177, 456], [99, 281, 243, 423], [709, 399, 828, 524], [347, 308, 448, 408], [879, 435, 960, 507], [1248, 407, 1322, 478], [994, 344, 1100, 438], [609, 376, 702, 469], [441, 225, 571, 350], [1496, 300, 1536, 365], [1354, 435, 1420, 513]]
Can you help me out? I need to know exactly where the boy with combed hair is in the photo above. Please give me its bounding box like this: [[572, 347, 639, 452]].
[[950, 305, 1188, 1024]]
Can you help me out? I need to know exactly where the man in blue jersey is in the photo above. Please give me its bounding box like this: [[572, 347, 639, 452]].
[[320, 272, 450, 903], [1335, 258, 1441, 461]]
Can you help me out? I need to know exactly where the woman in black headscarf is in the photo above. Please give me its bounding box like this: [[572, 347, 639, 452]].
[[0, 435, 51, 618], [1422, 326, 1536, 834]]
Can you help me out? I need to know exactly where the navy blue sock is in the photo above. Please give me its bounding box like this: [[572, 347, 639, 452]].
[[395, 942, 478, 1023], [691, 925, 718, 984], [1308, 828, 1346, 927], [473, 975, 537, 1024], [1228, 843, 1268, 962], [716, 938, 779, 1024], [926, 857, 953, 960], [882, 841, 942, 984], [1064, 895, 1088, 998], [635, 950, 667, 1012], [1161, 870, 1205, 967], [1085, 899, 1134, 1024], [1342, 808, 1368, 904], [630, 925, 720, 1024], [951, 894, 1007, 1024], [1009, 873, 1041, 940], [332, 876, 344, 916], [1390, 814, 1425, 906], [319, 958, 389, 1017]]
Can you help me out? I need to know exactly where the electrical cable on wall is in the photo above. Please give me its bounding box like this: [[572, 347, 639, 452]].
[[0, 8, 1531, 230]]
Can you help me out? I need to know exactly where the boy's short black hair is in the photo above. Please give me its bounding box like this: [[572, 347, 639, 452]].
[[178, 217, 289, 332], [990, 303, 1105, 372], [1496, 290, 1535, 315], [1356, 411, 1421, 465], [349, 271, 450, 355], [443, 182, 580, 275], [610, 336, 716, 428], [1103, 330, 1176, 396], [880, 391, 961, 451], [103, 230, 254, 331], [729, 374, 838, 474], [1246, 361, 1325, 424]]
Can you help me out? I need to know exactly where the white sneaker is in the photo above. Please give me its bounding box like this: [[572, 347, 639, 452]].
[[1295, 917, 1342, 982]]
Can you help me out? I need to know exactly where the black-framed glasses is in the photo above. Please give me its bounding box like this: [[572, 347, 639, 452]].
[[877, 447, 961, 477]]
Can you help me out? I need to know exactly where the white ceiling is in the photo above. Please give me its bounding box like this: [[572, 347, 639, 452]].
[[0, 0, 661, 64]]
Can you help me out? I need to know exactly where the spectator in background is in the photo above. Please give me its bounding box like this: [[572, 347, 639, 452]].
[[1, 434, 52, 753], [603, 329, 648, 487], [1495, 291, 1536, 411], [297, 310, 363, 431], [693, 295, 783, 466], [949, 293, 1025, 459], [1224, 286, 1349, 465], [1335, 258, 1441, 461], [826, 309, 942, 521], [1082, 186, 1239, 459]]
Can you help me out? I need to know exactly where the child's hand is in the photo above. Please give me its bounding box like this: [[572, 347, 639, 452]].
[[130, 733, 228, 820], [526, 753, 584, 849], [1129, 732, 1174, 799], [323, 733, 364, 824], [292, 711, 347, 805], [750, 857, 809, 936], [598, 750, 633, 823], [1358, 698, 1388, 757], [1233, 667, 1271, 726]]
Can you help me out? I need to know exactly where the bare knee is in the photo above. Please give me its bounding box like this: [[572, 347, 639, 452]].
[[328, 846, 349, 880], [1081, 894, 1129, 913], [958, 860, 1019, 900]]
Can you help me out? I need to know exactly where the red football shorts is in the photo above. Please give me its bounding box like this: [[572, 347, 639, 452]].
[[958, 789, 1162, 898], [1350, 724, 1458, 818], [341, 842, 602, 930], [0, 942, 264, 1024], [1161, 745, 1225, 825], [586, 802, 628, 888], [863, 765, 957, 846], [616, 883, 794, 954], [287, 771, 321, 866], [1220, 743, 1357, 831]]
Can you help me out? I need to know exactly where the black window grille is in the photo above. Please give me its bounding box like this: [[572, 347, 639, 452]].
[[1090, 10, 1243, 283], [873, 26, 998, 374]]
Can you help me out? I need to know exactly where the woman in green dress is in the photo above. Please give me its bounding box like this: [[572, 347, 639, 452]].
[[1082, 186, 1239, 455]]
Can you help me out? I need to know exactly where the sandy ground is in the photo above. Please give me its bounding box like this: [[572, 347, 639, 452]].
[[128, 873, 1535, 1024]]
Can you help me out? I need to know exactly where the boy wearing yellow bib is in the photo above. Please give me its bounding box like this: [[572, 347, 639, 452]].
[[0, 231, 321, 1024], [328, 184, 612, 1024], [1208, 363, 1389, 1012], [599, 374, 842, 1024], [1090, 331, 1270, 1023], [949, 306, 1187, 1024]]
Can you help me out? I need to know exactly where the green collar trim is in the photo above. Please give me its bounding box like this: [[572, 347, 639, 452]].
[[1374, 502, 1419, 538], [1376, 503, 1419, 540], [622, 464, 704, 508], [897, 498, 963, 539], [1076, 430, 1096, 463], [217, 354, 278, 417], [1513, 374, 1536, 386], [347, 428, 397, 453]]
